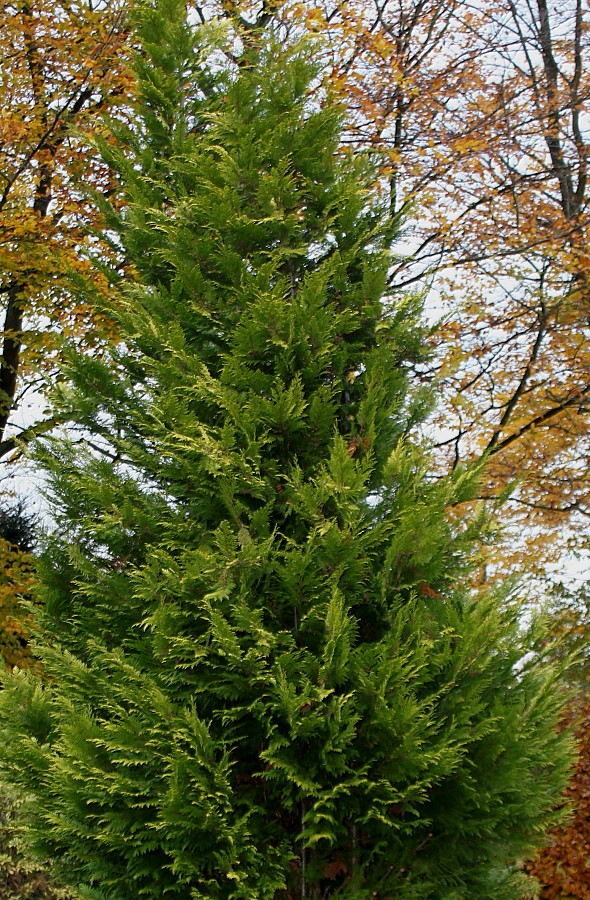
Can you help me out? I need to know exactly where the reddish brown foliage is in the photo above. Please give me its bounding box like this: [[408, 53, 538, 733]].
[[527, 701, 590, 899], [0, 538, 35, 671]]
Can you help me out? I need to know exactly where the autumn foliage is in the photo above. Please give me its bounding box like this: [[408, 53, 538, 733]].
[[527, 700, 590, 899], [0, 501, 38, 671], [0, 0, 133, 460], [0, 538, 34, 671], [274, 0, 590, 579]]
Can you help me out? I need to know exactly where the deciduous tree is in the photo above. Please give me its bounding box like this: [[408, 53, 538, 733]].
[[526, 698, 590, 900], [0, 0, 132, 460], [0, 500, 36, 670], [270, 0, 590, 579]]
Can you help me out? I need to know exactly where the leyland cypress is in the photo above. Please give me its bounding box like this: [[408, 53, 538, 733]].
[[0, 2, 572, 898]]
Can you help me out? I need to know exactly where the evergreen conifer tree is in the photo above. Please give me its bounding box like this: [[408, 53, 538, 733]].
[[0, 2, 573, 897]]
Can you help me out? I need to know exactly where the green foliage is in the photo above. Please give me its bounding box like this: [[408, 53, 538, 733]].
[[0, 2, 573, 898], [0, 501, 37, 555], [0, 784, 72, 900], [543, 580, 590, 691]]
